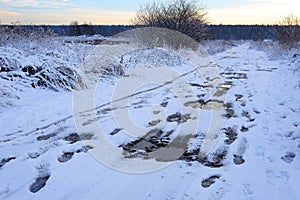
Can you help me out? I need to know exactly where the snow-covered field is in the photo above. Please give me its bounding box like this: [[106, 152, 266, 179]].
[[0, 30, 299, 200]]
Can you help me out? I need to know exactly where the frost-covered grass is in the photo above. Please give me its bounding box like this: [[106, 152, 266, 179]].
[[201, 39, 244, 55], [0, 26, 89, 92]]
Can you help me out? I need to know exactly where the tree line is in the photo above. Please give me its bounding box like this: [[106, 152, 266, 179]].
[[1, 0, 299, 47]]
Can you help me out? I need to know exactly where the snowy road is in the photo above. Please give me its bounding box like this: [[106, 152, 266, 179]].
[[0, 42, 299, 199]]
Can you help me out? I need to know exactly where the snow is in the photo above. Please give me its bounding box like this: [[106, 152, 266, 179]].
[[0, 35, 299, 199]]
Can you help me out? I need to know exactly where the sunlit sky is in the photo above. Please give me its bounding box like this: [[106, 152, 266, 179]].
[[0, 0, 299, 25]]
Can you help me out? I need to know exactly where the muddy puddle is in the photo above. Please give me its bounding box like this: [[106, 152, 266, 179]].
[[184, 99, 225, 111], [213, 82, 233, 97], [256, 67, 278, 72], [121, 127, 229, 167], [121, 128, 196, 162], [220, 72, 248, 80]]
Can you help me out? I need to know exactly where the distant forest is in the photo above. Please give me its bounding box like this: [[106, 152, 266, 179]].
[[0, 25, 280, 40]]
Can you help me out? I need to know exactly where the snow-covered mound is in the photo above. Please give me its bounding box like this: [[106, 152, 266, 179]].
[[0, 26, 88, 92], [0, 46, 84, 91]]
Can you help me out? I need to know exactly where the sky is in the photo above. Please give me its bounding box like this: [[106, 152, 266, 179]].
[[0, 0, 299, 25]]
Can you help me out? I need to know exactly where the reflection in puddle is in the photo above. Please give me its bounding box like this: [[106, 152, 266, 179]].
[[121, 128, 195, 162], [190, 83, 213, 90], [149, 134, 194, 162], [217, 82, 233, 90], [206, 77, 221, 82], [220, 72, 248, 80], [214, 82, 233, 97], [184, 99, 225, 111], [256, 68, 278, 72]]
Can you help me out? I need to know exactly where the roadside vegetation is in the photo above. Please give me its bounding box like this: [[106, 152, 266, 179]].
[[132, 0, 210, 41]]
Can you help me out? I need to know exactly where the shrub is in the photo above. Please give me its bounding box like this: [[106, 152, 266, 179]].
[[274, 14, 300, 48], [133, 0, 209, 41]]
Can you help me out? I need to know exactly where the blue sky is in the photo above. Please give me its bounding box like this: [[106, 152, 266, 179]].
[[0, 0, 299, 25]]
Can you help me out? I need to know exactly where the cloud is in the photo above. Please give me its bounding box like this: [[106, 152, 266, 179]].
[[0, 8, 135, 25], [65, 8, 136, 25], [0, 10, 21, 24], [0, 10, 20, 16], [208, 0, 300, 24], [0, 0, 70, 7]]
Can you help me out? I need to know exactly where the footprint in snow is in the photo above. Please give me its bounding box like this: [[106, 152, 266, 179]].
[[63, 133, 94, 144], [222, 126, 238, 145], [233, 155, 245, 165], [58, 152, 74, 163], [201, 175, 221, 188], [29, 176, 50, 193], [36, 133, 57, 141], [0, 157, 16, 169], [281, 152, 296, 164], [58, 146, 93, 163], [233, 138, 247, 165], [63, 133, 80, 144], [109, 128, 122, 136], [240, 126, 249, 132], [29, 163, 50, 193]]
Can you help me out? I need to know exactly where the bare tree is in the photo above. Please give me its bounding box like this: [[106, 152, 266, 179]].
[[132, 0, 209, 41], [275, 14, 300, 48], [70, 21, 81, 36]]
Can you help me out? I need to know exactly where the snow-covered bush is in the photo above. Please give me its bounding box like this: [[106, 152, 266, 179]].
[[0, 26, 87, 91], [0, 25, 54, 48]]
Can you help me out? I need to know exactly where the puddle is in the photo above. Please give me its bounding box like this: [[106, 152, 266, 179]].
[[184, 99, 225, 111], [213, 82, 233, 97], [121, 129, 195, 162], [190, 83, 214, 90], [166, 113, 191, 123], [218, 82, 233, 90], [122, 129, 168, 154], [213, 89, 225, 97], [220, 72, 248, 80], [256, 68, 278, 72], [58, 146, 93, 163], [149, 135, 194, 162], [206, 77, 221, 82], [121, 127, 230, 168]]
